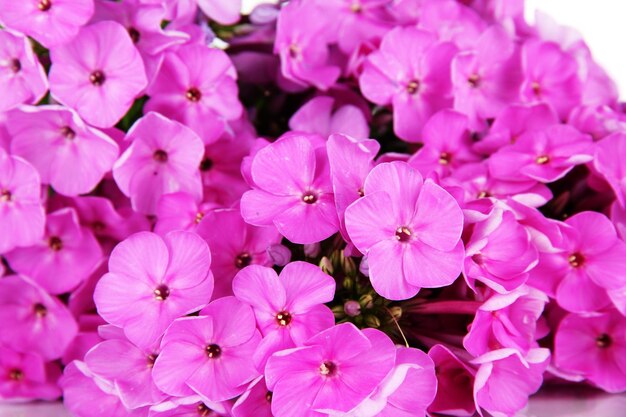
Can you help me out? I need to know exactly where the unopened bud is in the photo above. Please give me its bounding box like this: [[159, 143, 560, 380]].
[[304, 243, 321, 258], [359, 256, 369, 276], [359, 294, 374, 309], [267, 244, 291, 267], [388, 306, 402, 320], [364, 314, 381, 328], [319, 257, 334, 275], [342, 276, 353, 291], [342, 256, 357, 277], [344, 300, 361, 317]]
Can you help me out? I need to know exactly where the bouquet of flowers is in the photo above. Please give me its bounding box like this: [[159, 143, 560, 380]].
[[1, 1, 626, 416]]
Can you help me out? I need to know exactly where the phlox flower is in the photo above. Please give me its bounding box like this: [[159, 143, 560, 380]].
[[0, 275, 78, 361], [232, 262, 336, 368], [9, 105, 119, 196], [6, 208, 102, 295], [232, 377, 272, 417], [0, 148, 45, 253], [0, 345, 61, 402], [49, 21, 148, 128], [0, 30, 48, 112], [417, 0, 486, 50], [152, 297, 261, 401], [345, 161, 464, 300], [359, 26, 457, 142], [112, 112, 204, 215], [289, 96, 370, 140], [0, 0, 94, 48], [428, 345, 476, 416], [94, 231, 213, 348], [240, 132, 339, 244], [265, 323, 396, 417], [555, 310, 626, 393]]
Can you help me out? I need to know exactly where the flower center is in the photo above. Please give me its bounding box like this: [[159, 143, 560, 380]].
[[568, 253, 585, 268], [0, 189, 12, 202], [265, 391, 273, 402], [153, 285, 170, 301], [153, 149, 168, 163], [535, 155, 550, 165], [206, 344, 222, 359], [350, 1, 362, 13], [195, 212, 204, 224], [477, 190, 491, 199], [9, 59, 21, 73], [302, 191, 318, 204], [235, 252, 252, 269], [596, 333, 612, 348], [197, 403, 213, 417], [60, 126, 76, 140], [92, 221, 106, 233], [467, 74, 481, 88], [406, 79, 420, 95], [276, 311, 292, 326], [200, 157, 213, 171], [319, 361, 337, 377], [8, 369, 23, 381], [531, 81, 542, 96], [186, 87, 202, 102], [48, 236, 63, 251], [38, 0, 52, 11], [146, 353, 158, 368], [33, 303, 47, 318], [395, 226, 412, 242], [357, 187, 364, 197], [439, 152, 452, 165], [89, 70, 106, 86], [128, 27, 141, 43], [288, 43, 301, 60]]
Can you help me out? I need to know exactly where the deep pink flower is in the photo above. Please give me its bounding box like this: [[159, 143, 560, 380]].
[[265, 323, 396, 417], [289, 96, 370, 140], [464, 287, 548, 356], [359, 27, 457, 142], [594, 132, 626, 206], [61, 361, 148, 417], [520, 39, 582, 120], [274, 0, 340, 90], [94, 231, 213, 348], [9, 105, 119, 196], [407, 110, 480, 177], [528, 211, 626, 313], [152, 297, 261, 401], [472, 348, 550, 417], [345, 162, 464, 300], [0, 346, 61, 402], [112, 112, 204, 214], [0, 30, 48, 112], [6, 208, 102, 294], [0, 0, 94, 48], [233, 262, 335, 368], [85, 338, 166, 409], [145, 44, 242, 144], [554, 310, 626, 393], [0, 275, 78, 361], [197, 208, 282, 299], [488, 125, 593, 183], [451, 25, 521, 129], [0, 148, 45, 253], [49, 21, 148, 128], [428, 344, 476, 416], [240, 132, 339, 244], [463, 208, 538, 293]]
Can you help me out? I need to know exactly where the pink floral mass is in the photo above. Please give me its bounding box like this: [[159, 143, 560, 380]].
[[2, 1, 626, 416]]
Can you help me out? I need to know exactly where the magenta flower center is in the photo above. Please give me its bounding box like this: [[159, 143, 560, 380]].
[[206, 344, 222, 359], [439, 152, 452, 165], [153, 149, 169, 163], [200, 157, 213, 171], [48, 236, 63, 252], [128, 27, 141, 44], [92, 221, 106, 233], [197, 403, 214, 417], [276, 310, 292, 326], [186, 87, 202, 102], [477, 190, 491, 198], [568, 252, 585, 268], [60, 126, 76, 140], [395, 226, 412, 242], [319, 361, 337, 377], [9, 59, 21, 73], [0, 189, 12, 202], [535, 155, 550, 165], [265, 391, 273, 402], [596, 333, 612, 348], [89, 70, 106, 86], [146, 353, 158, 369], [235, 252, 252, 269], [288, 43, 301, 60], [195, 212, 205, 224], [302, 191, 319, 204], [467, 74, 481, 88], [33, 303, 48, 318], [153, 284, 170, 301], [350, 1, 362, 13], [531, 81, 542, 96], [406, 79, 420, 95], [37, 0, 52, 11], [8, 369, 24, 381]]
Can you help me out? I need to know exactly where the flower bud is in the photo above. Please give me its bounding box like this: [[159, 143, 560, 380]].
[[304, 242, 321, 258], [267, 244, 291, 267], [319, 257, 334, 275], [364, 314, 381, 328], [344, 300, 361, 317]]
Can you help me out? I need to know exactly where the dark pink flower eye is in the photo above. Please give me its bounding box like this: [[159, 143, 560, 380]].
[[395, 226, 412, 242], [235, 252, 252, 269], [153, 284, 170, 301], [319, 361, 337, 377], [200, 157, 213, 171], [568, 253, 585, 268], [8, 369, 24, 381], [596, 333, 612, 348], [48, 236, 63, 251], [128, 27, 140, 44], [33, 303, 47, 318], [205, 344, 222, 359], [275, 311, 292, 326], [0, 189, 11, 202], [60, 126, 76, 140], [467, 74, 481, 88], [9, 59, 21, 73], [89, 70, 106, 86], [406, 79, 420, 95], [37, 0, 52, 11], [535, 155, 550, 165], [302, 191, 318, 204], [153, 149, 168, 163], [146, 354, 157, 369], [186, 87, 202, 102], [438, 152, 452, 165]]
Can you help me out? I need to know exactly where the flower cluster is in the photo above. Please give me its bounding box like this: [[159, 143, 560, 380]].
[[2, 1, 626, 417]]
